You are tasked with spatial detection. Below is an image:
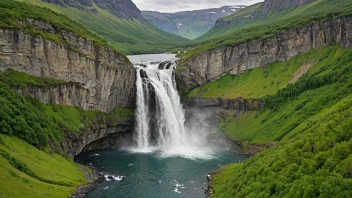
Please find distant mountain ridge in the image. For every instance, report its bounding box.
[196,0,319,41]
[142,5,246,40]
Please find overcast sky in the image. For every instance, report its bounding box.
[133,0,263,13]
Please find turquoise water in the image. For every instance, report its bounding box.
[76,150,249,198]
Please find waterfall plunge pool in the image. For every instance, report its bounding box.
[76,54,249,197]
[76,149,249,198]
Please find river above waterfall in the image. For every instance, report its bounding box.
[76,150,249,198]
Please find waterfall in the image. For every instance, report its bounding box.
[134,60,187,149]
[129,54,214,159]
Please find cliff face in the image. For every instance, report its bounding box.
[177,16,352,91]
[184,97,262,112]
[0,19,136,113]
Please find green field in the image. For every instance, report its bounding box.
[183,0,352,61]
[210,46,352,197]
[187,46,340,99]
[18,0,189,55]
[0,135,88,198]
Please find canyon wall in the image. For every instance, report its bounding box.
[176,16,352,91]
[184,97,262,112]
[0,19,136,113]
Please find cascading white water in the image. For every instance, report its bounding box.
[135,60,187,149]
[129,54,214,159]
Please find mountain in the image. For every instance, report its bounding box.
[181,0,352,61]
[142,5,246,40]
[19,0,188,54]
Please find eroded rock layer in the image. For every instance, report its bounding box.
[0,19,136,113]
[177,16,352,92]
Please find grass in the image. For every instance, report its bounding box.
[211,46,352,198]
[187,46,338,98]
[219,46,352,144]
[182,0,352,62]
[0,0,110,49]
[0,69,67,89]
[0,135,88,198]
[18,0,189,55]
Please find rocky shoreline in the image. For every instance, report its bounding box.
[70,165,104,198]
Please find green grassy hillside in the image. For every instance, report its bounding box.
[184,0,352,61]
[0,0,109,48]
[0,135,88,198]
[18,0,189,54]
[187,46,337,99]
[209,46,352,197]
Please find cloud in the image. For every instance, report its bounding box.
[133,0,263,12]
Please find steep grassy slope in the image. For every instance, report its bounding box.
[187,46,335,99]
[0,135,88,198]
[184,0,352,60]
[18,0,189,54]
[0,0,108,47]
[210,46,352,197]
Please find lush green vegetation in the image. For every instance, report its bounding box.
[220,46,351,144]
[0,135,88,198]
[0,69,134,149]
[211,46,352,197]
[213,95,352,197]
[18,0,189,54]
[0,69,67,89]
[0,0,110,49]
[183,0,352,61]
[187,47,336,99]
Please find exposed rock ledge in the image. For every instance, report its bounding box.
[184,97,262,112]
[176,16,352,92]
[0,19,136,112]
[57,119,134,157]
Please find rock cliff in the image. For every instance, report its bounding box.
[0,19,136,113]
[184,97,262,112]
[176,16,352,92]
[60,119,134,157]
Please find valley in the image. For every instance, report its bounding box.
[0,0,352,197]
